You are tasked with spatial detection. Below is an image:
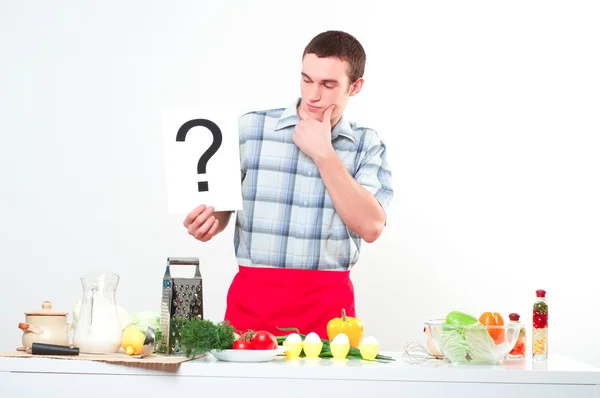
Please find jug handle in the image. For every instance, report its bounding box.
[18,323,43,334]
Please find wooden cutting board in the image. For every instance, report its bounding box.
[0,348,207,368]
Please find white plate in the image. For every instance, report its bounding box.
[210,346,288,362]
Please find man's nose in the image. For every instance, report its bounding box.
[309,85,321,102]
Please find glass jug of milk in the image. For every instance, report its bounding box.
[73,272,123,353]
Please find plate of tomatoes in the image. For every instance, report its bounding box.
[210,330,288,363]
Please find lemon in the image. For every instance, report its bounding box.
[121,326,145,355]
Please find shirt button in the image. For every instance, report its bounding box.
[308,171,312,176]
[303,200,308,206]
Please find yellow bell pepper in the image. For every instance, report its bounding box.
[326,309,364,348]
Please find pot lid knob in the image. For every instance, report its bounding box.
[24,301,67,316]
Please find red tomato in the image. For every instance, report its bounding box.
[250,330,278,350]
[232,340,252,350]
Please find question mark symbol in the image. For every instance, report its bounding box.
[176,119,223,192]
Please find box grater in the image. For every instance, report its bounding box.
[159,257,203,355]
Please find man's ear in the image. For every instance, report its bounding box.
[349,78,364,96]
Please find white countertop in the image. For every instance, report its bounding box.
[2,351,599,386]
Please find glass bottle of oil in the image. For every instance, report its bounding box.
[506,313,526,359]
[532,289,548,361]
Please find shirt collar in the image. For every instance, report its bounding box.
[274,98,356,143]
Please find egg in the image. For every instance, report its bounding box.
[361,336,378,346]
[302,332,323,358]
[330,333,350,359]
[282,333,304,358]
[359,335,380,360]
[304,332,321,344]
[332,333,350,345]
[284,333,302,344]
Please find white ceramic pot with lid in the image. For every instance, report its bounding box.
[18,301,72,348]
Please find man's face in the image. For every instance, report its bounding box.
[299,53,363,126]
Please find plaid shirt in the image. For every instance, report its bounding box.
[233,99,393,271]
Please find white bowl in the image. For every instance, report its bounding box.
[210,346,288,363]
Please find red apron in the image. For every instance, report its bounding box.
[224,265,356,339]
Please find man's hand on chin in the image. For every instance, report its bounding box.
[293,104,336,162]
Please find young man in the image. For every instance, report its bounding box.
[183,31,393,338]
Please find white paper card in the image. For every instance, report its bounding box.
[163,107,242,215]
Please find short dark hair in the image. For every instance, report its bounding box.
[302,30,366,84]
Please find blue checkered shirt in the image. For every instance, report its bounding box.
[233,99,393,271]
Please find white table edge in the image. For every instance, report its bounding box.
[1,352,599,386]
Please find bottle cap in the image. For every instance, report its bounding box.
[509,313,520,321]
[536,289,546,298]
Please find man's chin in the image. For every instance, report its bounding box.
[304,107,324,121]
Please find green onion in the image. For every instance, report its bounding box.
[276,327,394,362]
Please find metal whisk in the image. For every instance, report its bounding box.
[401,341,445,364]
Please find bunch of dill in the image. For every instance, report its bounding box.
[174,317,236,358]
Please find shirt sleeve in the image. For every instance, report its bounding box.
[238,113,250,182]
[353,131,394,216]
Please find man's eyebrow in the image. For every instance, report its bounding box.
[301,72,339,84]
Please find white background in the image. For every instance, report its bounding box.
[1,1,599,366]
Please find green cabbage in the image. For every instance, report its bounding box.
[438,322,507,364]
[127,310,160,333]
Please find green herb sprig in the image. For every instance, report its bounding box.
[174,318,236,358]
